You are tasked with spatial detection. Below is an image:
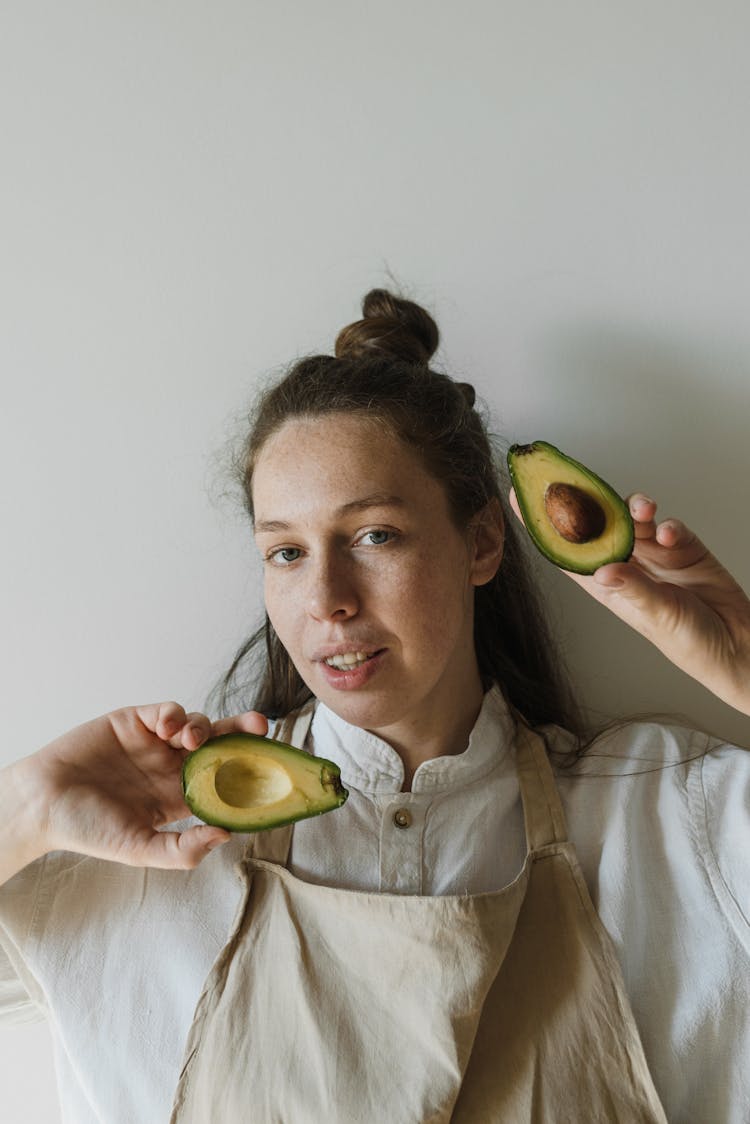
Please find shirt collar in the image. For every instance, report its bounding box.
[310,686,515,794]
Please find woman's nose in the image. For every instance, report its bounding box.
[306,556,359,621]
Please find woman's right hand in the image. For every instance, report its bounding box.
[1,702,269,885]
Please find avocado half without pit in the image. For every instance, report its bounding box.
[182,733,348,832]
[507,441,634,575]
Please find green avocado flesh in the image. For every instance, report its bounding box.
[507,441,634,575]
[182,733,349,832]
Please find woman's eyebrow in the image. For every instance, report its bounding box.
[254,493,405,534]
[337,492,405,516]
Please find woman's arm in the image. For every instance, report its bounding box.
[0,702,268,887]
[511,490,750,717]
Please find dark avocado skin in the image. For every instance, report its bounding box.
[507,441,635,575]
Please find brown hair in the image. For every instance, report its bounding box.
[214,288,584,734]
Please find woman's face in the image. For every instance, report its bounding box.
[251,413,502,745]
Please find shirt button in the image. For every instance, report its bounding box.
[393,808,412,829]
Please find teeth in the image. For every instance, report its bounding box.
[324,651,371,670]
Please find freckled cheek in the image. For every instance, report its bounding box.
[263,575,301,644]
[384,562,471,647]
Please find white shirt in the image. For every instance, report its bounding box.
[1,688,748,1123]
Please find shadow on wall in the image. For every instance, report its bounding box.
[505,321,750,748]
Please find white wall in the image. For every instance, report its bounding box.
[2,2,749,1118]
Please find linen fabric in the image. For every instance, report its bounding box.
[170,715,667,1123]
[0,688,748,1122]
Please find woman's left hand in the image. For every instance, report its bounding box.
[511,490,750,717]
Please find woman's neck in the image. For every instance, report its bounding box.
[370,676,487,792]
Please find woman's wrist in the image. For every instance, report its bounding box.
[0,752,53,887]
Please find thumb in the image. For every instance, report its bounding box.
[136,824,231,870]
[586,562,678,641]
[211,710,270,738]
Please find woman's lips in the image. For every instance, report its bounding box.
[316,649,386,690]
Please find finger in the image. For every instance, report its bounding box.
[508,487,523,523]
[627,493,656,519]
[592,562,631,590]
[626,494,657,539]
[170,712,212,751]
[632,517,709,573]
[654,518,697,551]
[134,701,187,741]
[135,824,231,870]
[211,711,270,738]
[564,559,642,601]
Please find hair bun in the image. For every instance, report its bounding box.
[456,381,476,408]
[334,288,440,365]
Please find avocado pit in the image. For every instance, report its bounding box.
[506,439,634,574]
[544,482,607,544]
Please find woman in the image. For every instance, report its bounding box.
[1,290,748,1123]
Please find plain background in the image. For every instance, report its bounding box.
[2,2,749,1118]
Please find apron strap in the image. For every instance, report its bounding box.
[242,700,317,865]
[514,719,569,851]
[243,700,567,860]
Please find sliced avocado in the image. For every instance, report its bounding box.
[182,733,348,832]
[507,440,634,575]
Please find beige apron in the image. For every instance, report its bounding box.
[170,708,667,1123]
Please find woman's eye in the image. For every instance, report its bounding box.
[268,547,302,565]
[360,529,391,546]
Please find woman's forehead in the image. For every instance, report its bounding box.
[255,414,413,477]
[252,414,446,524]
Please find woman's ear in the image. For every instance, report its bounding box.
[469,497,505,587]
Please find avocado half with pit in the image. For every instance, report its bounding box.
[507,441,634,575]
[182,733,348,832]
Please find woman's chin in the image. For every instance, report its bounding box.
[311,682,409,736]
